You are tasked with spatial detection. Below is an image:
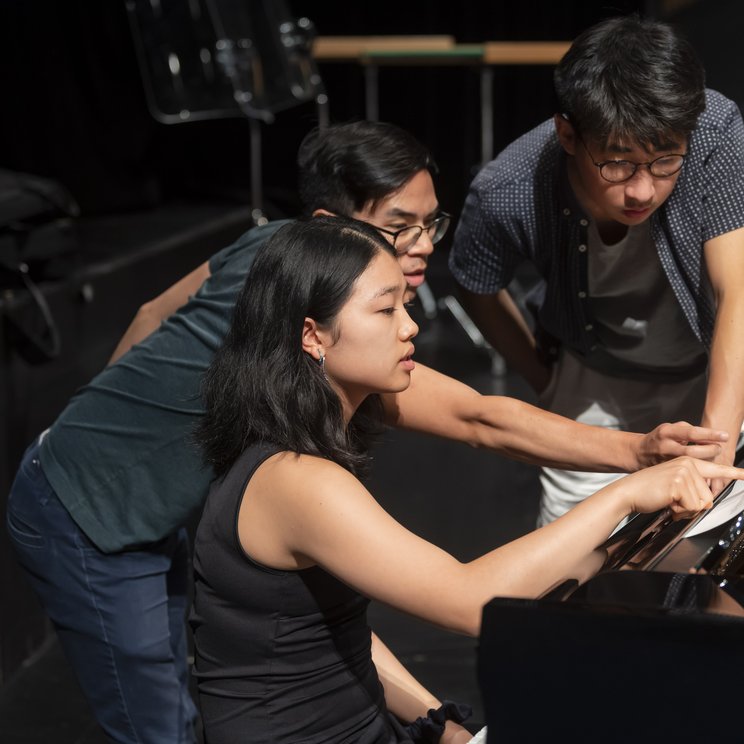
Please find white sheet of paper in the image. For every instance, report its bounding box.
[467,727,487,744]
[684,480,744,538]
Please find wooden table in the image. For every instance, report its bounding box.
[312,36,571,163]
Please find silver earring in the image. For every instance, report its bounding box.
[317,350,328,380]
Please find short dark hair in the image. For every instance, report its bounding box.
[554,15,706,146]
[297,120,437,216]
[197,216,394,478]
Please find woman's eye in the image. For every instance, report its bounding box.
[380,307,396,316]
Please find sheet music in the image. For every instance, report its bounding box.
[684,480,744,538]
[468,727,487,744]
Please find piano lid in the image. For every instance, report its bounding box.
[478,582,744,742]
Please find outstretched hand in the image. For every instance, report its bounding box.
[621,456,744,519]
[635,421,728,469]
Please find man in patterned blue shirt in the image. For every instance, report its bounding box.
[450,15,744,524]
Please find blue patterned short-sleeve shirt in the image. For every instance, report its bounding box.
[450,89,744,360]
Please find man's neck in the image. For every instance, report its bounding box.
[594,219,628,245]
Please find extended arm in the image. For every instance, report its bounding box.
[242,453,744,638]
[701,226,744,470]
[382,363,726,472]
[371,633,472,744]
[108,260,211,364]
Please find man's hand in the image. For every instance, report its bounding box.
[634,421,729,470]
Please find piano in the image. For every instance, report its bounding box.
[478,472,744,742]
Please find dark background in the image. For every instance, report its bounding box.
[0,1,652,222]
[2,1,742,226]
[0,0,741,696]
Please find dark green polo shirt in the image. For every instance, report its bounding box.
[40,220,287,552]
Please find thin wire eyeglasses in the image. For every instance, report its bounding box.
[577,135,686,184]
[373,211,451,255]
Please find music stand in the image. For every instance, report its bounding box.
[125,0,327,224]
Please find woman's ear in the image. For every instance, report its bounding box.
[554,113,577,156]
[312,209,336,218]
[301,317,324,360]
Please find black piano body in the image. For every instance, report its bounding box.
[477,477,744,743]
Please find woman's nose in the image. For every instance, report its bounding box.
[401,311,419,339]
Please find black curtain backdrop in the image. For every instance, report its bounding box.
[2,1,739,225]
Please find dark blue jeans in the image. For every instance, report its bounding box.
[6,437,198,743]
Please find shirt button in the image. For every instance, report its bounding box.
[578,291,587,299]
[578,244,587,252]
[580,219,588,227]
[585,323,593,331]
[563,208,571,216]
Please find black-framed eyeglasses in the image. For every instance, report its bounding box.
[577,135,686,184]
[373,211,451,255]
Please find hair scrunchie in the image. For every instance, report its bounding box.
[405,700,473,743]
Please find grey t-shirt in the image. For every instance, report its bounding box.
[40,220,287,553]
[586,220,706,373]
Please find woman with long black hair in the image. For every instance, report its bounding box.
[192,216,744,743]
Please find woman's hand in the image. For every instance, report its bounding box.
[613,456,744,518]
[633,421,728,469]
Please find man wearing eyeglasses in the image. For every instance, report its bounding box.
[450,14,744,526]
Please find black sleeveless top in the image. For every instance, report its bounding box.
[191,442,412,743]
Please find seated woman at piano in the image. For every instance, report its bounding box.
[190,216,744,744]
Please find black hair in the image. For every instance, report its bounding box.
[197,216,395,478]
[297,120,438,216]
[554,15,705,147]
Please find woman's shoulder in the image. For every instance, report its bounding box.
[251,451,371,514]
[262,451,361,487]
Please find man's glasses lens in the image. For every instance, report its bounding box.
[599,155,686,183]
[578,133,686,184]
[427,213,451,243]
[394,226,423,252]
[394,213,451,253]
